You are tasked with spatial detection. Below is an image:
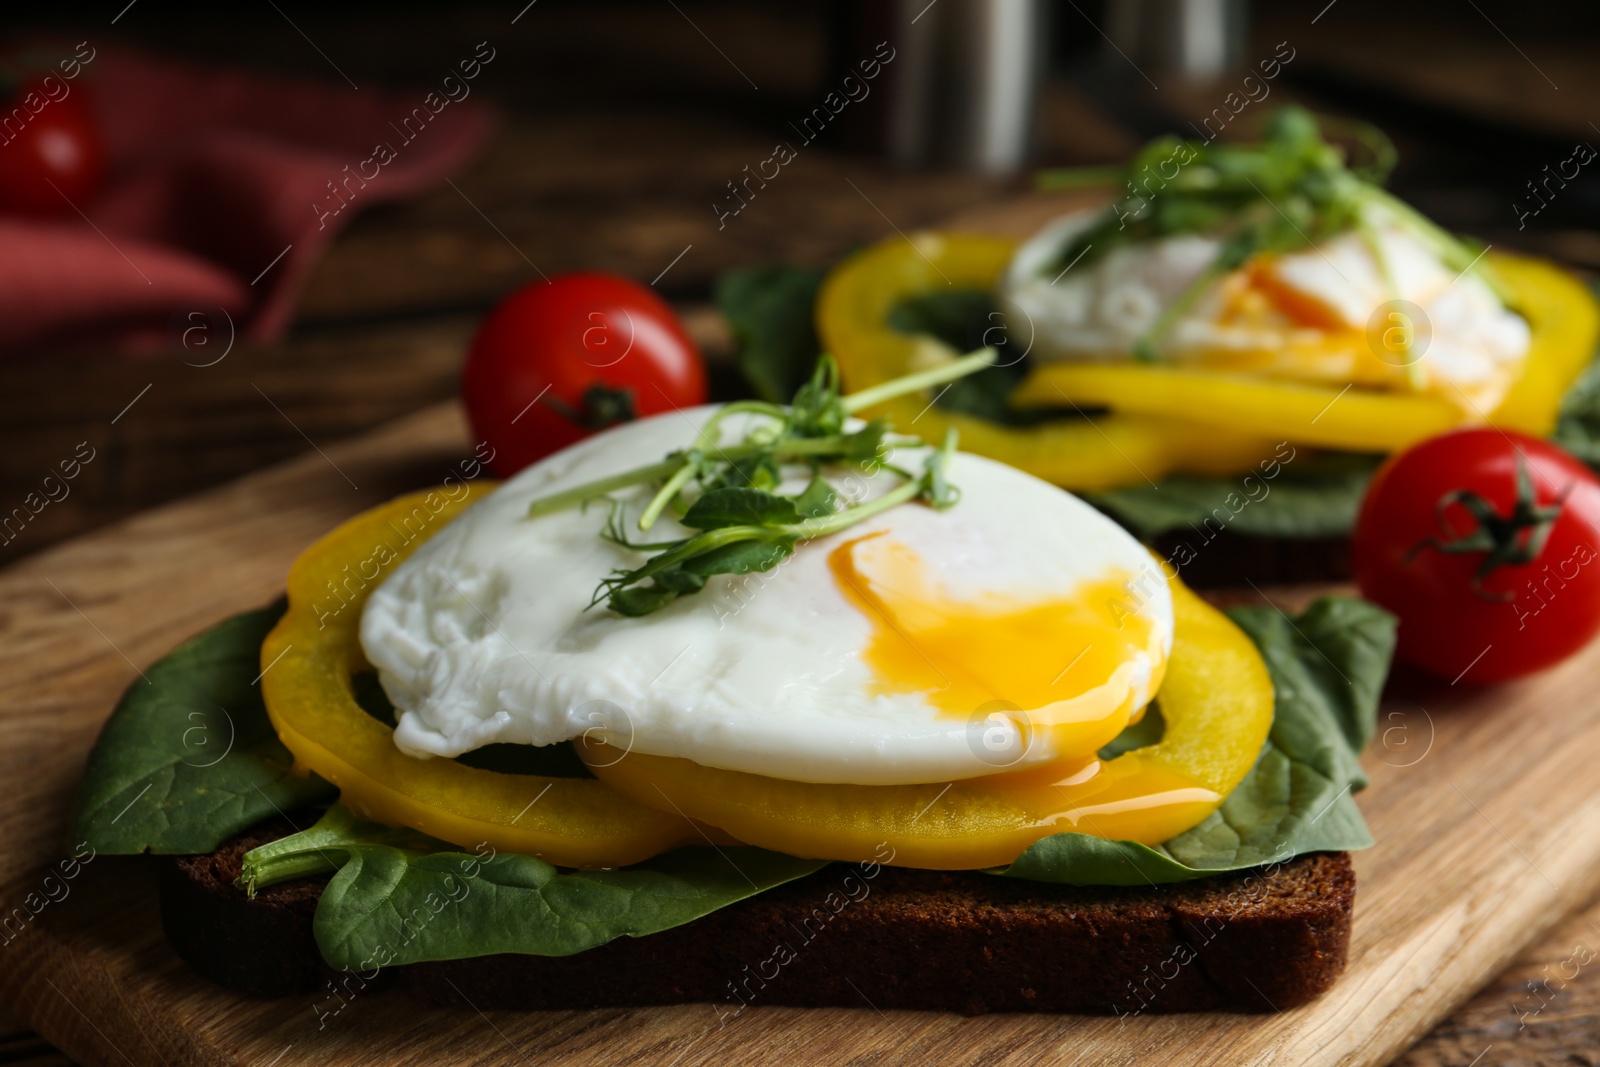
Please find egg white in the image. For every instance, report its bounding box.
[359,408,1173,786]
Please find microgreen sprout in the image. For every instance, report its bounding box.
[525,349,993,616]
[1035,107,1506,359]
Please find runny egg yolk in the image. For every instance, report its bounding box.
[827,533,1167,767]
[584,547,1264,866]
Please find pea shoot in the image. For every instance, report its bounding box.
[525,349,993,616]
[1035,107,1505,359]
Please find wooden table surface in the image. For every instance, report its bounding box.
[5,3,1600,1062]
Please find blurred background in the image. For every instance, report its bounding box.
[2,3,1599,1064]
[0,0,1596,563]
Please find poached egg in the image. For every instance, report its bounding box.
[360,408,1172,787]
[1000,208,1530,413]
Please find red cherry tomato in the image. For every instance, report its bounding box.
[0,76,105,214]
[1352,428,1600,685]
[462,273,707,477]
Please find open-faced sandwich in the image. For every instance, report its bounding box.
[722,108,1600,584]
[73,351,1395,1017]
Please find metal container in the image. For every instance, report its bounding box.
[832,0,1046,174]
[887,0,1047,173]
[1105,0,1249,84]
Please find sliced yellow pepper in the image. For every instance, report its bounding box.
[817,232,1282,491]
[583,573,1274,870]
[1491,255,1600,432]
[260,486,702,869]
[1016,364,1462,453]
[820,235,1599,486]
[1013,254,1597,451]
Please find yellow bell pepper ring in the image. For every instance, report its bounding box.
[1012,254,1598,451]
[1014,364,1463,453]
[1487,255,1600,434]
[817,231,1283,491]
[259,485,704,869]
[582,573,1275,871]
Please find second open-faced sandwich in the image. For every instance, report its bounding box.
[802,108,1599,573]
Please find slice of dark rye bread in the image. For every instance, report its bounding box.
[1149,529,1351,589]
[159,821,1355,1016]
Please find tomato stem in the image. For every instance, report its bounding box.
[1405,454,1570,601]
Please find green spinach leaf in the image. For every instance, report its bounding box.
[886,288,1071,426]
[71,604,335,854]
[716,265,1065,427]
[1098,704,1165,759]
[1553,301,1600,466]
[241,805,826,970]
[1089,452,1381,541]
[715,265,826,403]
[998,595,1395,886]
[886,289,998,352]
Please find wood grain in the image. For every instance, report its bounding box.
[1395,893,1600,1066]
[0,0,1140,567]
[0,302,735,569]
[5,4,1600,1053]
[3,400,1600,1066]
[0,108,1013,564]
[1256,3,1600,141]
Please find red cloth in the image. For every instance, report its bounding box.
[0,48,495,354]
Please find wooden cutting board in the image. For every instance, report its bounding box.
[4,406,1600,1067]
[7,217,1600,1063]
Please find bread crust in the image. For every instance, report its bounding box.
[160,821,1353,1015]
[1148,529,1351,588]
